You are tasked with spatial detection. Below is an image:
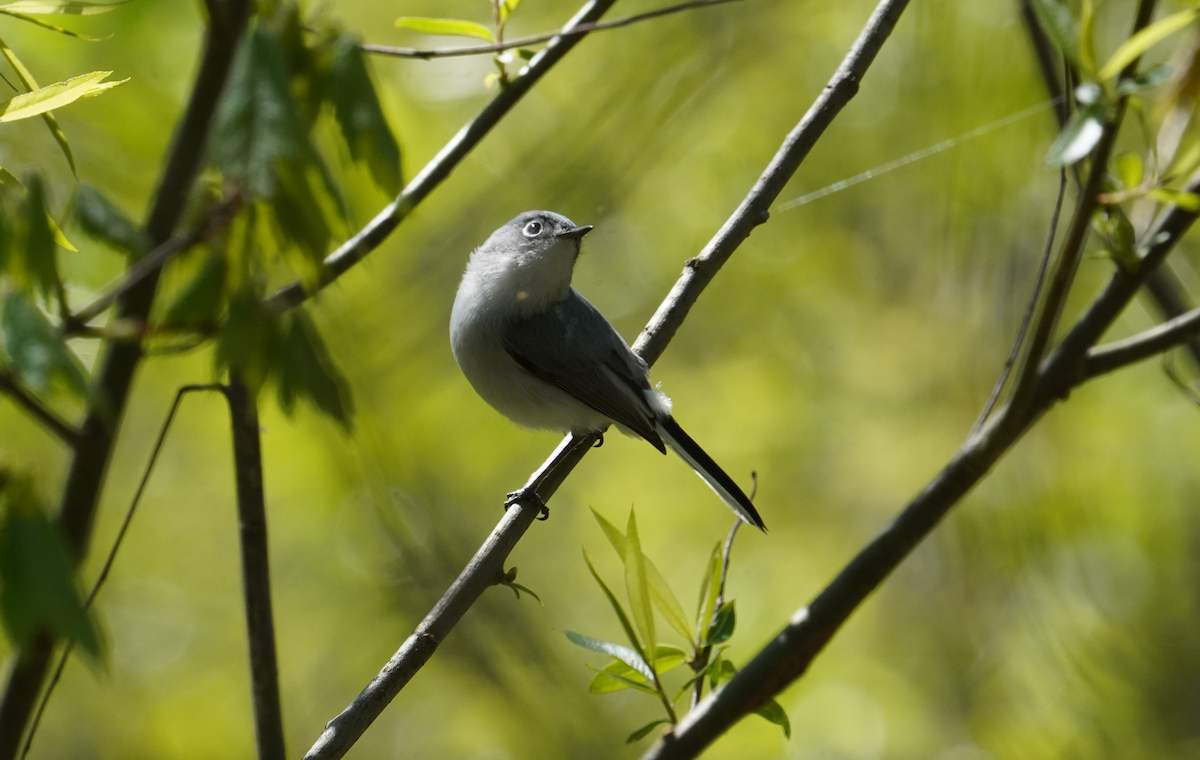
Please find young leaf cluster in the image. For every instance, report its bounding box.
[563,508,788,744]
[395,0,534,87]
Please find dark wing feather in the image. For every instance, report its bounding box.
[504,290,663,448]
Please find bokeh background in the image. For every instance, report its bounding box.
[4,0,1200,757]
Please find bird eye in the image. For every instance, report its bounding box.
[521,221,543,238]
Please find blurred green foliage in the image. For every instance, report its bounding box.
[3,0,1200,758]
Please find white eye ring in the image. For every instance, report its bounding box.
[521,221,543,238]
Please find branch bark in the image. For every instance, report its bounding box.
[303,0,912,755]
[0,372,81,447]
[226,376,285,760]
[0,1,252,756]
[1083,305,1200,379]
[264,0,623,314]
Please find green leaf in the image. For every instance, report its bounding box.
[275,310,354,429]
[1030,0,1081,67]
[624,509,655,668]
[20,174,60,304]
[582,549,651,669]
[564,630,651,680]
[587,645,688,693]
[0,480,100,656]
[707,651,723,690]
[1092,207,1139,271]
[0,0,126,13]
[267,159,333,285]
[394,17,494,42]
[73,185,147,256]
[1078,0,1096,76]
[1150,186,1200,211]
[211,27,310,198]
[0,290,89,399]
[706,600,736,646]
[514,48,535,61]
[626,719,670,744]
[753,698,791,739]
[505,582,541,604]
[499,0,522,24]
[160,249,226,326]
[1116,63,1173,95]
[330,35,402,197]
[215,288,283,396]
[1099,8,1200,82]
[0,34,75,173]
[0,9,104,38]
[591,509,692,642]
[0,70,124,122]
[1114,152,1144,189]
[696,541,721,641]
[1045,102,1106,167]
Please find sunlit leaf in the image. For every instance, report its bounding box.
[0,479,100,657]
[74,184,146,256]
[394,17,494,42]
[753,697,791,738]
[1098,8,1200,82]
[695,541,721,641]
[624,509,655,668]
[1030,0,1081,68]
[625,719,670,744]
[330,35,402,197]
[587,644,688,693]
[564,630,651,680]
[0,0,125,13]
[0,290,89,400]
[1045,102,1106,167]
[0,70,124,122]
[504,582,541,604]
[0,34,75,173]
[1150,186,1200,211]
[582,549,651,668]
[499,0,522,23]
[275,309,354,429]
[1078,0,1096,77]
[705,600,736,646]
[591,508,692,642]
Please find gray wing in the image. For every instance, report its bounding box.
[503,289,665,450]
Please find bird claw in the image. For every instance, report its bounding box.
[505,487,550,520]
[593,433,604,448]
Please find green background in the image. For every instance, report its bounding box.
[4,0,1200,757]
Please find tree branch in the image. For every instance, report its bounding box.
[364,0,740,60]
[0,1,252,756]
[0,372,81,447]
[225,375,285,760]
[1082,306,1200,380]
[302,0,912,755]
[264,0,623,314]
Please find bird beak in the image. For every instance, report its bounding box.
[558,225,593,240]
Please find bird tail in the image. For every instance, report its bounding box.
[656,416,767,532]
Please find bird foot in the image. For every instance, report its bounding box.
[505,487,550,520]
[593,433,604,448]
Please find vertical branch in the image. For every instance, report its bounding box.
[0,2,252,756]
[225,376,285,760]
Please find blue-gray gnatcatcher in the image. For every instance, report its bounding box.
[450,211,766,531]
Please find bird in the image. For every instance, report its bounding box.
[449,210,765,531]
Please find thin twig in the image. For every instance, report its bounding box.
[1082,305,1200,380]
[303,0,911,754]
[365,0,740,59]
[973,169,1067,434]
[68,194,241,330]
[690,517,742,709]
[266,0,622,314]
[0,372,81,447]
[19,384,225,760]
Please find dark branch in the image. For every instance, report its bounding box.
[0,372,81,447]
[266,0,623,313]
[1083,306,1200,380]
[364,0,741,59]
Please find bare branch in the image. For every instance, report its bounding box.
[1083,306,1200,380]
[364,0,741,60]
[0,372,81,447]
[68,194,241,330]
[265,0,624,314]
[303,0,914,754]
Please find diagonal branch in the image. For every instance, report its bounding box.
[0,371,81,447]
[302,0,913,756]
[1082,305,1200,380]
[365,0,740,60]
[265,0,623,314]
